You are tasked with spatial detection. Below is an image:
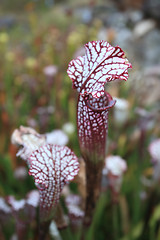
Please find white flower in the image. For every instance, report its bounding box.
[43,65,58,77]
[62,122,75,135]
[49,221,62,240]
[103,155,127,177]
[103,155,127,193]
[148,139,160,181]
[148,139,160,163]
[14,166,28,180]
[26,190,39,208]
[0,197,11,214]
[8,197,26,211]
[11,126,46,166]
[45,130,69,146]
[113,97,129,124]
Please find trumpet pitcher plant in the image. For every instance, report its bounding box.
[29,144,79,222]
[67,40,132,225]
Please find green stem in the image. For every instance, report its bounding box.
[39,220,51,240]
[60,227,74,240]
[81,193,108,240]
[112,203,119,240]
[83,160,104,227]
[149,224,155,240]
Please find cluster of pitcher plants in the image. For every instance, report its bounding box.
[1,38,160,240]
[0,40,131,239]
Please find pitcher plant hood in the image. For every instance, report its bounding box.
[29,144,79,221]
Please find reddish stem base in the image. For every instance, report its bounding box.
[83,160,103,226]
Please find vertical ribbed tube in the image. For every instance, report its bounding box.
[77,92,115,225]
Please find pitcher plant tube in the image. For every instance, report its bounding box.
[29,144,79,239]
[67,40,132,225]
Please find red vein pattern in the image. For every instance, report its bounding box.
[67,40,132,98]
[67,40,132,162]
[77,92,115,162]
[29,144,79,221]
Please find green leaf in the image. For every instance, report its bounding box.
[149,204,160,227]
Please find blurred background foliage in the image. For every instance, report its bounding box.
[0,0,160,239]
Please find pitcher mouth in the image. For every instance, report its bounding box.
[84,91,116,112]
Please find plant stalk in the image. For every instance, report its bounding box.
[83,159,103,226]
[39,220,51,240]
